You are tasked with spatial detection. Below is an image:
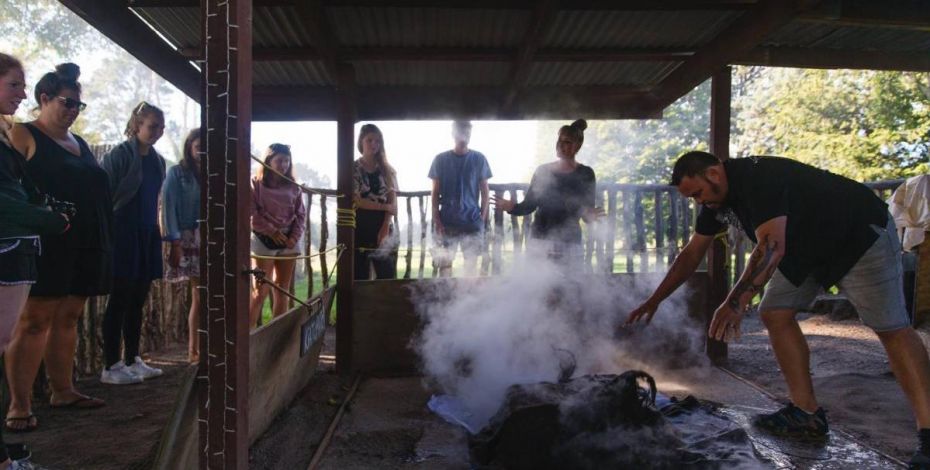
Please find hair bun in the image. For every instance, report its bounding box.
[55,63,81,81]
[570,119,587,131]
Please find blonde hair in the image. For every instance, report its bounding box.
[0,53,23,148]
[357,123,397,190]
[124,101,165,139]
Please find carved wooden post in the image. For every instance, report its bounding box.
[706,66,732,365]
[335,64,357,374]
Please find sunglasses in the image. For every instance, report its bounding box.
[53,96,87,112]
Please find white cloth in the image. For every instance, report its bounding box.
[887,175,930,251]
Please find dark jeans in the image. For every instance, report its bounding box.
[354,249,397,280]
[102,278,152,368]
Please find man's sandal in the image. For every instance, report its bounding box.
[4,414,37,433]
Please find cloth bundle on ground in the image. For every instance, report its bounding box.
[468,371,764,469]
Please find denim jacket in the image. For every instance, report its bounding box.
[161,163,200,241]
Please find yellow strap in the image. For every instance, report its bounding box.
[335,207,357,228]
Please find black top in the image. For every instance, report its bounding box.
[23,123,112,251]
[695,156,888,288]
[0,140,66,239]
[510,163,596,244]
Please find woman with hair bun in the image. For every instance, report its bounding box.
[6,63,112,431]
[493,119,599,261]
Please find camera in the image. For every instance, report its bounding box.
[39,193,77,219]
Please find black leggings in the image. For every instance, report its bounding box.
[102,278,152,368]
[354,249,397,280]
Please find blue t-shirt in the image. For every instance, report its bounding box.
[427,149,492,231]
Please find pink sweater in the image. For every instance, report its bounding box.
[250,177,307,244]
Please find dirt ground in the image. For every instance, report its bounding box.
[728,309,916,462]
[3,345,192,470]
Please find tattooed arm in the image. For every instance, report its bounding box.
[709,216,787,341]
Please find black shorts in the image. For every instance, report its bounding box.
[0,237,39,285]
[30,237,112,297]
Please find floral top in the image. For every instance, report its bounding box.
[353,158,394,204]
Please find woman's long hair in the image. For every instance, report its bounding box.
[181,128,202,182]
[124,101,164,139]
[258,143,295,187]
[357,123,397,190]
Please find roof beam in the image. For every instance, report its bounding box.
[644,0,820,113]
[62,0,201,100]
[798,0,930,30]
[242,46,693,62]
[128,0,756,10]
[735,47,930,71]
[500,0,559,115]
[253,86,659,121]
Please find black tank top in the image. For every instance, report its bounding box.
[23,123,112,251]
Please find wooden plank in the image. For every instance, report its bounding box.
[510,189,522,256]
[798,0,930,30]
[504,0,558,114]
[635,191,647,271]
[133,0,756,8]
[735,47,930,72]
[306,194,314,298]
[249,46,695,62]
[335,64,358,374]
[319,195,330,287]
[199,0,253,466]
[654,190,665,271]
[248,289,332,443]
[606,189,618,274]
[492,190,504,275]
[404,196,413,279]
[419,196,427,278]
[60,0,200,100]
[293,0,342,84]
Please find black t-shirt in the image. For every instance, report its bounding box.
[511,163,596,244]
[694,156,888,288]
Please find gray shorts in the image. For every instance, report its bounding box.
[758,214,910,332]
[250,233,300,258]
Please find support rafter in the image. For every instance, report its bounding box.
[500,0,558,116]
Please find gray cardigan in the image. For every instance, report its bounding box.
[100,137,167,212]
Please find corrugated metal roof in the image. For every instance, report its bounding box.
[253,6,317,48]
[132,7,200,49]
[353,61,509,86]
[327,7,530,48]
[527,62,679,86]
[765,21,930,52]
[544,10,742,49]
[253,61,332,86]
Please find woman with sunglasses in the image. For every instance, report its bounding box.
[5,63,113,431]
[248,143,306,327]
[97,102,168,384]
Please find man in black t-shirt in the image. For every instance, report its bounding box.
[625,151,930,467]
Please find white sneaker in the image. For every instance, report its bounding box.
[128,356,163,379]
[100,361,143,385]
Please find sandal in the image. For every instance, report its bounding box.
[4,414,37,433]
[49,395,106,409]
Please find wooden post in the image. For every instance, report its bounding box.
[335,64,357,375]
[706,66,731,365]
[492,189,504,275]
[199,0,251,467]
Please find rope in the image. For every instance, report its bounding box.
[250,245,344,261]
[249,153,341,198]
[336,207,356,228]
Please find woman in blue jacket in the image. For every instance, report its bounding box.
[162,129,202,362]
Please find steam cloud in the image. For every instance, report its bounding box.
[411,243,708,429]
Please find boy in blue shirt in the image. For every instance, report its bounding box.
[428,121,492,276]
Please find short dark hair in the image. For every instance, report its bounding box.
[670,151,721,186]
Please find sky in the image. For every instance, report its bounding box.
[252,120,546,191]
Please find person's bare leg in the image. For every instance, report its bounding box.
[271,258,296,317]
[760,308,819,412]
[876,327,930,428]
[249,258,275,327]
[5,298,57,429]
[462,251,478,277]
[187,277,201,362]
[46,296,93,405]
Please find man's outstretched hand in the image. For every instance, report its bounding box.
[625,299,660,326]
[708,303,743,343]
